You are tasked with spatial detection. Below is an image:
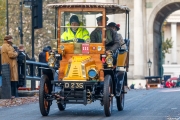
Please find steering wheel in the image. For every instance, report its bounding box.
[61,38,85,43]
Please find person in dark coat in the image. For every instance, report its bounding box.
[114,23,126,49]
[46,46,52,52]
[39,47,50,63]
[90,16,109,43]
[105,22,120,53]
[18,44,30,60]
[90,17,120,53]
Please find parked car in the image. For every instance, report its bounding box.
[165,79,176,88]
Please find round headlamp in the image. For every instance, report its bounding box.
[48,54,56,67]
[105,56,113,64]
[88,69,98,79]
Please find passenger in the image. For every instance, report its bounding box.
[90,17,120,53]
[61,15,90,42]
[90,16,109,43]
[114,24,126,49]
[105,22,120,53]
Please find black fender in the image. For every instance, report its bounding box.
[104,69,116,94]
[115,71,127,93]
[41,68,55,92]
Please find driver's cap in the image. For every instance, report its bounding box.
[96,16,109,22]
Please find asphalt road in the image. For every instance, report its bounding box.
[0,88,180,120]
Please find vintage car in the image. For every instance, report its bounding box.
[39,2,130,117]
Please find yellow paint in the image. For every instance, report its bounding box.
[63,56,98,81]
[116,52,127,67]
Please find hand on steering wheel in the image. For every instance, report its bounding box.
[61,38,85,43]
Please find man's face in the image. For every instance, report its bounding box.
[71,22,79,31]
[7,39,13,45]
[97,21,102,26]
[114,27,118,31]
[109,26,116,31]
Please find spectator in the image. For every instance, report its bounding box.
[138,83,143,89]
[46,46,52,52]
[18,44,30,60]
[130,83,135,89]
[1,35,18,98]
[39,47,50,63]
[114,24,126,49]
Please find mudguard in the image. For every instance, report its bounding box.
[115,71,127,93]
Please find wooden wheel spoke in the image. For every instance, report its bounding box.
[44,83,49,94]
[44,100,49,110]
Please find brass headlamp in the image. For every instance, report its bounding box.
[105,52,113,67]
[48,52,56,67]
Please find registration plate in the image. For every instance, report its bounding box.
[64,83,84,89]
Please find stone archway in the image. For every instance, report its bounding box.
[148,1,180,76]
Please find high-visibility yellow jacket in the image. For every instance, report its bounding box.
[61,22,90,41]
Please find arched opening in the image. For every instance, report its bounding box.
[153,2,180,76]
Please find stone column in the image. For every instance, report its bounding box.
[171,23,177,64]
[134,0,144,78]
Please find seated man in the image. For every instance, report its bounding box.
[90,17,120,52]
[114,24,126,49]
[105,22,120,53]
[90,16,109,43]
[61,15,90,42]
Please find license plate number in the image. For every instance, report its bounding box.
[64,83,84,89]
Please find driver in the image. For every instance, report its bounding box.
[61,15,90,42]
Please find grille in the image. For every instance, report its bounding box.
[71,67,79,77]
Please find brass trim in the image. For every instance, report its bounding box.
[105,53,113,68]
[65,63,71,77]
[88,68,98,79]
[48,52,56,67]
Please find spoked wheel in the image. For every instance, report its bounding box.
[39,75,51,116]
[57,102,66,111]
[116,82,125,111]
[103,75,113,117]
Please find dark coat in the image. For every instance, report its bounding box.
[1,41,18,81]
[90,27,120,52]
[90,28,102,43]
[105,27,120,52]
[39,47,49,63]
[18,51,30,60]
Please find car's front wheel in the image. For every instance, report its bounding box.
[103,75,113,117]
[39,75,51,116]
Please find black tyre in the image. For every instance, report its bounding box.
[57,102,66,111]
[39,75,51,116]
[116,84,125,111]
[103,75,113,117]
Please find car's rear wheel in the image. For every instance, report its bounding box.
[103,75,113,117]
[39,75,51,116]
[116,82,125,111]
